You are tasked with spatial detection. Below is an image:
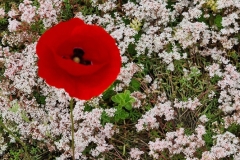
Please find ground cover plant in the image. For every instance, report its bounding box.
[0,0,240,159]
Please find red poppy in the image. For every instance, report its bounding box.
[36,18,121,100]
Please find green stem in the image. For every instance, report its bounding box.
[70,98,75,160]
[0,119,31,160]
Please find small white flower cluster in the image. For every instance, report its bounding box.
[2,100,25,125]
[174,97,201,111]
[3,43,37,94]
[0,134,7,155]
[158,44,187,71]
[115,62,141,91]
[216,0,240,9]
[206,63,223,77]
[123,0,171,25]
[199,115,209,123]
[143,75,152,83]
[129,148,144,160]
[174,20,210,49]
[217,64,240,128]
[0,8,5,18]
[7,19,21,32]
[37,0,62,28]
[6,0,63,33]
[131,91,146,108]
[221,12,239,36]
[72,102,116,158]
[136,101,174,131]
[136,27,174,58]
[201,131,240,159]
[13,43,38,94]
[19,0,37,23]
[95,0,117,13]
[104,108,116,117]
[8,8,18,18]
[2,31,33,47]
[148,125,206,159]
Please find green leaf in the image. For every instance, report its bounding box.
[127,43,137,55]
[125,103,132,111]
[113,106,130,122]
[111,90,135,110]
[130,78,141,91]
[214,15,223,29]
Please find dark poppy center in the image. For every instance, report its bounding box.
[72,48,91,65]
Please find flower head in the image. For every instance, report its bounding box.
[36,18,121,100]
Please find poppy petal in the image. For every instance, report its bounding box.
[36,18,121,100]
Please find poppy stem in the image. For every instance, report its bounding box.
[70,98,75,160]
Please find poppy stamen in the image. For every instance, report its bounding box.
[73,57,81,63]
[72,48,91,65]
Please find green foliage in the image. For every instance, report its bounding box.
[102,84,115,100]
[101,111,111,125]
[121,0,137,4]
[166,0,175,11]
[203,130,214,149]
[129,78,141,91]
[61,0,74,21]
[189,66,201,77]
[210,75,222,84]
[30,20,45,35]
[84,104,93,112]
[197,14,207,23]
[0,18,7,25]
[227,124,240,136]
[33,91,46,105]
[127,43,137,56]
[122,17,131,25]
[114,106,130,122]
[81,6,99,16]
[128,109,142,122]
[112,90,135,110]
[9,148,25,160]
[111,90,135,122]
[8,143,47,160]
[0,67,5,81]
[214,15,223,29]
[32,0,40,8]
[170,153,186,160]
